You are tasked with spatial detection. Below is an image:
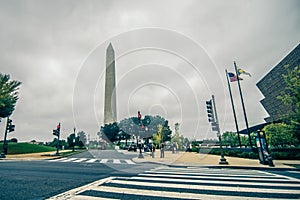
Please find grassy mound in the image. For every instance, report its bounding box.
[0,143,56,154]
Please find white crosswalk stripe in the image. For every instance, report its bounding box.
[113,159,121,164]
[48,166,300,200]
[48,158,135,165]
[73,158,87,162]
[99,159,108,163]
[86,159,97,163]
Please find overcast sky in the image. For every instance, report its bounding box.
[0,0,299,142]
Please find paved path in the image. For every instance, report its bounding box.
[132,150,300,169]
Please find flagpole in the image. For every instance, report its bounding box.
[234,61,253,148]
[225,69,242,148]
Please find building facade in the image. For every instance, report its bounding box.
[256,44,300,122]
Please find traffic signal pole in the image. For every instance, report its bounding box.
[137,111,144,159]
[52,123,61,156]
[206,95,228,165]
[211,95,228,165]
[0,117,9,158]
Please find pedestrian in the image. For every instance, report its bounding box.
[172,143,175,154]
[152,145,155,158]
[160,143,165,158]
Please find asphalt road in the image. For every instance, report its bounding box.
[0,150,158,200]
[1,150,299,200]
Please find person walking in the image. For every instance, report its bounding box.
[160,143,165,158]
[152,145,155,158]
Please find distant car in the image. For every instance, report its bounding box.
[128,144,137,152]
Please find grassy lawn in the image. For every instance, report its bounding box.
[0,142,56,154]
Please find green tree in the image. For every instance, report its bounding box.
[152,124,163,146]
[240,135,249,147]
[0,73,21,118]
[162,120,172,142]
[77,131,87,146]
[277,65,300,142]
[100,122,120,143]
[222,132,239,147]
[263,123,298,147]
[48,138,67,149]
[118,130,131,145]
[118,115,170,143]
[67,133,76,148]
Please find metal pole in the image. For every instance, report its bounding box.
[138,136,144,158]
[212,95,228,164]
[234,62,253,148]
[73,127,76,152]
[225,69,242,147]
[0,117,9,158]
[55,123,60,156]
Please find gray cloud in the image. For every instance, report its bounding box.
[0,0,299,142]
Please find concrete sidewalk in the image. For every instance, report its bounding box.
[2,150,300,170]
[132,150,300,170]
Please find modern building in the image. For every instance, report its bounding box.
[104,43,117,124]
[256,44,300,122]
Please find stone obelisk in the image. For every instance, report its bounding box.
[104,43,117,124]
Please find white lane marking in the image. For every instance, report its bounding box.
[100,159,108,163]
[61,158,78,162]
[49,158,68,162]
[260,170,300,182]
[93,185,267,200]
[86,159,97,163]
[124,159,135,164]
[131,176,300,187]
[71,195,118,200]
[145,170,276,178]
[73,158,87,163]
[113,159,121,164]
[138,173,291,182]
[111,179,300,194]
[47,177,115,200]
[150,167,266,175]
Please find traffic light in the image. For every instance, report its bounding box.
[57,123,61,131]
[53,129,58,136]
[52,123,60,137]
[206,100,215,122]
[7,119,15,132]
[137,111,141,123]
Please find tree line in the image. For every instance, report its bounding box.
[99,115,172,148]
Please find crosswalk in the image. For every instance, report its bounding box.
[49,157,135,165]
[49,166,300,199]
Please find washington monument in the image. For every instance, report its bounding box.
[104,43,117,124]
